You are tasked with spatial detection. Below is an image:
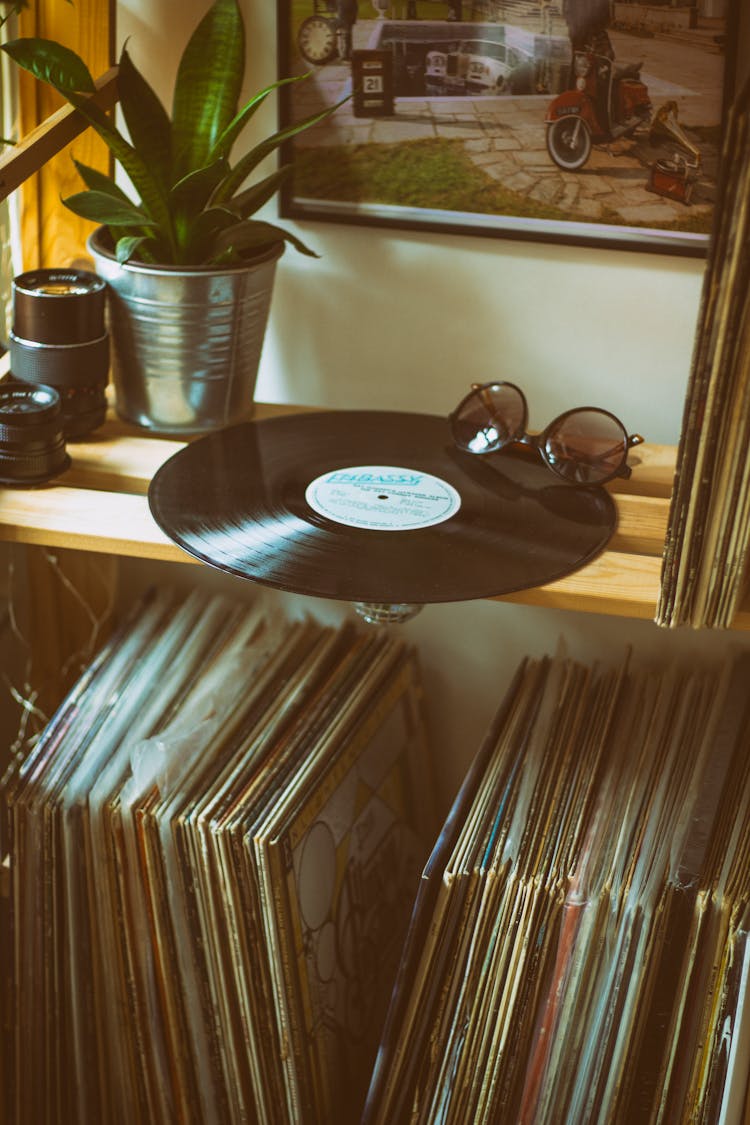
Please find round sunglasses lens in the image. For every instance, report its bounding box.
[452,383,525,453]
[545,410,627,484]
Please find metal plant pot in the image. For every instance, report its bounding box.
[87,227,283,434]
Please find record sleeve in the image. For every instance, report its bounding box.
[148,411,617,605]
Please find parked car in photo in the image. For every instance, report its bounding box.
[463,39,517,95]
[425,38,530,97]
[424,39,462,95]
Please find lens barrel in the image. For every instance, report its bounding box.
[0,380,71,485]
[9,268,109,439]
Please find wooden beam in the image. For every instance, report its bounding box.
[0,67,119,201]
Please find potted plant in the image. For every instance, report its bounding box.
[2,0,338,433]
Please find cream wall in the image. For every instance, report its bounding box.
[117,0,750,806]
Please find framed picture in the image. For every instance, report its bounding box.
[277,1,740,257]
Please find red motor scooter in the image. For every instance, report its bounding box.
[545,49,652,170]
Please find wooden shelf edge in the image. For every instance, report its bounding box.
[0,67,119,202]
[2,416,747,628]
[0,487,667,619]
[493,552,662,621]
[0,412,688,623]
[0,486,197,564]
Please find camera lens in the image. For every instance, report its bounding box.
[0,381,70,485]
[9,268,109,439]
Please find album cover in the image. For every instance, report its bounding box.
[153,615,329,1123]
[658,80,750,627]
[262,650,434,1122]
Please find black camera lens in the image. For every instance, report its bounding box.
[0,380,70,485]
[9,268,109,439]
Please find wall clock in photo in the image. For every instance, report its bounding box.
[297,15,338,65]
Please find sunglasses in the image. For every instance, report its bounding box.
[449,382,644,486]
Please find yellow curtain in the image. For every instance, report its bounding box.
[18,0,114,268]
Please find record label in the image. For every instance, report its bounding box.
[304,465,461,531]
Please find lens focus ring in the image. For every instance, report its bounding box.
[9,332,109,388]
[0,417,67,443]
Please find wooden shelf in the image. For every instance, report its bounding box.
[0,405,732,625]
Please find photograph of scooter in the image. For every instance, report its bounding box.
[279,0,735,253]
[545,0,718,207]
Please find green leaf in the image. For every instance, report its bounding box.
[178,204,238,262]
[1,3,323,267]
[212,95,349,205]
[72,159,132,203]
[171,0,244,180]
[170,159,229,214]
[115,234,150,264]
[223,166,292,219]
[210,218,316,263]
[63,92,174,243]
[207,73,311,165]
[1,37,95,94]
[61,189,157,227]
[169,161,231,255]
[186,204,237,238]
[2,36,174,244]
[117,45,172,193]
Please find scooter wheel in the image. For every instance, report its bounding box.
[546,115,592,171]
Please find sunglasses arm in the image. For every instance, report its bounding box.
[614,434,645,480]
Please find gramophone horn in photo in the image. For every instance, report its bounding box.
[647,100,702,205]
[9,268,109,439]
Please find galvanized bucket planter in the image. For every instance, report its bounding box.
[87,227,283,435]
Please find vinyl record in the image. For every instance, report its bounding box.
[148,410,617,604]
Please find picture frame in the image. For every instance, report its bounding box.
[277,1,740,257]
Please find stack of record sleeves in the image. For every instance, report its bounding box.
[364,647,750,1125]
[0,587,437,1125]
[657,78,750,628]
